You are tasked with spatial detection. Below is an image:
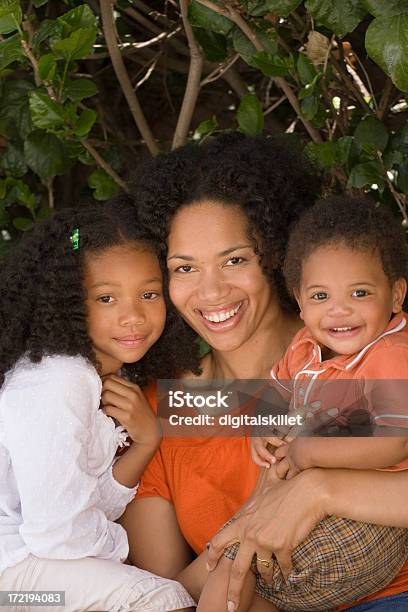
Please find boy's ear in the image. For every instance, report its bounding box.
[392,277,407,313]
[294,290,304,320]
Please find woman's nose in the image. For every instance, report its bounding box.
[196,269,230,303]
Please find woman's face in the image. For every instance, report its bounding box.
[167,201,277,353]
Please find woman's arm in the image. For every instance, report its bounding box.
[206,466,408,611]
[119,496,194,577]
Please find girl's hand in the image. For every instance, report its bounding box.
[101,374,161,449]
[206,467,329,612]
[250,436,286,468]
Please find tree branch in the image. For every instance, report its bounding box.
[81,140,129,192]
[172,0,204,149]
[100,0,159,155]
[195,0,322,142]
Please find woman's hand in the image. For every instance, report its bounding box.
[101,374,161,449]
[206,466,329,612]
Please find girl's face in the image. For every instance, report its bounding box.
[167,201,277,353]
[84,243,166,375]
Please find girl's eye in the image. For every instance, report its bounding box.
[97,295,114,304]
[142,292,160,300]
[225,256,244,266]
[311,292,328,301]
[174,265,193,273]
[352,289,369,298]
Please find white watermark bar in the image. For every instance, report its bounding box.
[157,379,408,437]
[0,592,65,606]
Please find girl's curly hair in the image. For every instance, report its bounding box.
[0,194,201,388]
[132,132,322,312]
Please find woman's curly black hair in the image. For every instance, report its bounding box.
[284,195,408,294]
[0,194,201,388]
[132,132,322,312]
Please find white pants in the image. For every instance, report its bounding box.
[0,555,195,612]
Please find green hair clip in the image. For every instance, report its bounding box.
[70,228,80,251]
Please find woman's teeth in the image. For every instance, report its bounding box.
[202,302,242,323]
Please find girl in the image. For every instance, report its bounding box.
[0,196,196,612]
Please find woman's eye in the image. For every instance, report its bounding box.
[142,292,160,300]
[352,289,369,298]
[97,295,114,304]
[311,292,328,301]
[225,256,244,266]
[174,265,193,273]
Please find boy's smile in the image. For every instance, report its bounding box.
[296,245,406,359]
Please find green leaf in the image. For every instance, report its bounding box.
[305,0,367,38]
[0,79,34,139]
[347,160,385,189]
[305,141,337,167]
[237,93,264,135]
[232,25,277,65]
[297,53,317,85]
[64,78,98,102]
[365,14,408,91]
[3,178,36,212]
[354,116,389,152]
[263,0,302,17]
[13,217,34,231]
[0,0,20,17]
[396,160,408,193]
[29,90,66,130]
[251,51,288,76]
[336,135,353,165]
[0,143,27,177]
[32,0,49,6]
[0,33,24,70]
[188,1,233,35]
[362,0,408,18]
[383,149,403,169]
[24,130,69,180]
[88,169,120,201]
[51,27,97,60]
[32,19,63,49]
[38,53,56,81]
[301,95,319,120]
[192,28,227,62]
[244,0,270,17]
[56,4,98,35]
[74,108,97,137]
[0,5,21,34]
[193,116,218,140]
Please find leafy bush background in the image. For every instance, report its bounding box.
[1,0,408,253]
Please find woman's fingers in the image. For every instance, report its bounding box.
[225,543,255,612]
[206,523,241,571]
[255,546,274,583]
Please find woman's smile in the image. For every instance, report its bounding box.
[167,201,276,352]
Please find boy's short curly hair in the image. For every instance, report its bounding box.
[283,195,408,294]
[132,132,322,312]
[0,194,201,388]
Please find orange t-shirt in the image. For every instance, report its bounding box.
[140,377,408,605]
[140,384,259,553]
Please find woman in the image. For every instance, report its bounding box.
[120,133,408,608]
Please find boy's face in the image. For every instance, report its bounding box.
[296,244,406,359]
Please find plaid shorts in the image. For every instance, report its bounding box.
[224,516,408,611]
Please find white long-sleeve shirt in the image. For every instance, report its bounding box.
[0,355,137,573]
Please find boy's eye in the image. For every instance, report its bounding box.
[311,292,328,301]
[142,291,160,300]
[352,289,369,298]
[225,256,245,266]
[97,295,114,304]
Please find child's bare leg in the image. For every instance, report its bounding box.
[197,555,256,612]
[177,549,209,602]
